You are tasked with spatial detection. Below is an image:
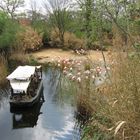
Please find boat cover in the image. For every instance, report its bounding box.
[7,66,36,81]
[10,80,30,93]
[7,65,42,93]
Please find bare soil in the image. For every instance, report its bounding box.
[32,48,109,63]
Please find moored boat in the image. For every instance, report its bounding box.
[7,65,43,107]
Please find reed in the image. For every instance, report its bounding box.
[0,55,8,87]
[81,51,140,140]
[10,51,29,64]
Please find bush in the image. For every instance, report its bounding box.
[50,29,109,51]
[31,20,48,33]
[0,12,20,54]
[50,29,85,50]
[16,27,43,52]
[42,30,51,47]
[31,20,51,48]
[64,32,85,50]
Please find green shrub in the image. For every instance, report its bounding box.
[0,12,20,54]
[42,30,51,47]
[32,20,47,33]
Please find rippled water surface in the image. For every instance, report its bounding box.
[0,69,80,140]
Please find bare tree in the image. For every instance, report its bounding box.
[43,0,72,47]
[0,0,24,19]
[28,0,42,21]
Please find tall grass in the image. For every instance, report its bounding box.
[10,51,29,64]
[81,52,140,140]
[9,49,41,68]
[0,55,8,87]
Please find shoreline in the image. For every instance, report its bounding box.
[32,48,109,64]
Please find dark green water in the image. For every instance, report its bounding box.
[0,69,80,140]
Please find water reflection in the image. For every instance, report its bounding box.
[11,101,44,129]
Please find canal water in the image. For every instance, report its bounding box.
[0,69,80,140]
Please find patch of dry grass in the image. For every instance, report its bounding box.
[10,51,29,64]
[0,55,8,87]
[50,29,85,49]
[79,51,140,139]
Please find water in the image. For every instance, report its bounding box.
[0,69,80,140]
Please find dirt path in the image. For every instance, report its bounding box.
[32,49,109,63]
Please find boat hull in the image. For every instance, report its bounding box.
[9,80,43,107]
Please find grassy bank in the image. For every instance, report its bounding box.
[80,52,140,140]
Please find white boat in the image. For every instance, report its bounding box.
[7,65,43,107]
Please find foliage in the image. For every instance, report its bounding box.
[32,20,48,33]
[0,11,20,55]
[42,30,51,47]
[77,0,93,49]
[16,27,43,52]
[28,55,38,65]
[50,29,85,50]
[0,0,24,19]
[31,20,51,47]
[65,11,85,38]
[44,0,72,47]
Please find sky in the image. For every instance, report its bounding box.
[24,0,44,12]
[0,0,78,15]
[24,0,77,12]
[0,0,44,14]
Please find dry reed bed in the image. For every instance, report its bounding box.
[0,55,8,87]
[81,51,140,140]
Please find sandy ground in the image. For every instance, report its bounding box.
[32,48,108,63]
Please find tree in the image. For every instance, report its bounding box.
[0,11,20,55]
[76,0,95,49]
[0,0,24,19]
[27,0,43,22]
[84,0,93,48]
[43,0,72,47]
[102,0,138,50]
